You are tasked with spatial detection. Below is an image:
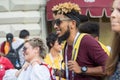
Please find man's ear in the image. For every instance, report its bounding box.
[70,20,76,29]
[73,20,77,26]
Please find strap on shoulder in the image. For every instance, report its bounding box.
[40,63,56,80]
[16,43,24,51]
[62,33,87,61]
[72,33,86,61]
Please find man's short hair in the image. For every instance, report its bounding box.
[79,21,99,38]
[19,29,30,39]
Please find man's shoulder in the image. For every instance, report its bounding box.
[12,38,24,49]
[80,34,99,48]
[80,34,95,42]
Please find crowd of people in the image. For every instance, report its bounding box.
[0,0,120,80]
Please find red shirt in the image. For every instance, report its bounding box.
[0,56,14,80]
[64,35,108,80]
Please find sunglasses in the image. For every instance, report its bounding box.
[52,18,71,26]
[23,47,27,52]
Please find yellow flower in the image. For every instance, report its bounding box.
[52,2,81,14]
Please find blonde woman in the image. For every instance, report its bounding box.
[106,0,120,79]
[3,38,55,80]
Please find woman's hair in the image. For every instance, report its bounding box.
[25,38,47,59]
[106,32,120,75]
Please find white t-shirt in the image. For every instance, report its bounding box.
[3,63,51,80]
[3,69,18,80]
[17,64,51,80]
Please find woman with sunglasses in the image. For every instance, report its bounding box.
[3,38,55,80]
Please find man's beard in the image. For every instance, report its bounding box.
[58,26,70,43]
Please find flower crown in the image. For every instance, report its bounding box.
[52,2,81,14]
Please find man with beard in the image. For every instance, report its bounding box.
[52,2,108,80]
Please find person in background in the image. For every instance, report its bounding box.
[19,29,30,40]
[0,52,14,80]
[106,0,120,79]
[0,33,14,55]
[12,29,30,66]
[79,21,110,56]
[52,2,108,80]
[44,32,65,80]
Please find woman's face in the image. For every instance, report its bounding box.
[23,42,37,62]
[111,0,120,32]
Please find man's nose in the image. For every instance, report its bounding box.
[111,9,117,19]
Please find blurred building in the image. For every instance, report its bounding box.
[0,0,47,42]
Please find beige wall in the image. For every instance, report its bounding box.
[99,22,113,46]
[0,0,47,43]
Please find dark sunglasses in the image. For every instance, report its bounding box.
[52,18,71,26]
[52,19,61,27]
[23,47,27,52]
